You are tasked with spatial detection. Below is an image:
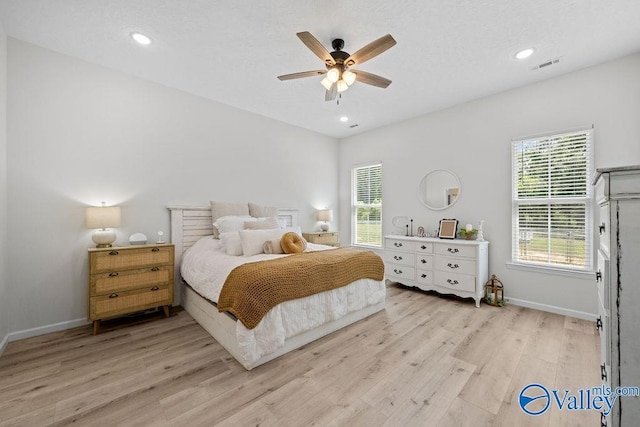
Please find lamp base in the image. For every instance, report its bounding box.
[320,223,329,232]
[92,229,116,248]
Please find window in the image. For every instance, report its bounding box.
[352,163,382,247]
[511,128,593,271]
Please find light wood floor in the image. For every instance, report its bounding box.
[0,284,600,426]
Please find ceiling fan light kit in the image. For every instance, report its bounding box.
[277,31,396,101]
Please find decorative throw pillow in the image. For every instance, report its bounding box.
[239,228,284,257]
[262,240,284,254]
[280,232,306,254]
[248,202,279,218]
[213,215,255,235]
[244,217,279,230]
[220,232,243,256]
[210,201,249,238]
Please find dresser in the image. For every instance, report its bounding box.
[383,235,489,307]
[88,243,174,334]
[302,231,340,247]
[593,166,640,427]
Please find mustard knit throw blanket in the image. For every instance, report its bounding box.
[218,248,384,329]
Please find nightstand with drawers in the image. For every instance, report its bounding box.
[302,231,340,247]
[88,243,174,334]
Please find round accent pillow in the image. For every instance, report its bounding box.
[280,232,306,254]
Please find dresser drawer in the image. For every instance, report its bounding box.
[90,246,173,274]
[382,251,415,266]
[385,238,416,252]
[596,249,609,310]
[89,285,171,320]
[302,232,339,246]
[415,242,433,254]
[90,266,173,295]
[434,257,475,275]
[434,243,475,258]
[598,204,610,256]
[386,264,415,281]
[434,271,475,293]
[416,269,433,285]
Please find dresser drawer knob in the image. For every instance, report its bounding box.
[420,259,427,264]
[393,269,403,274]
[447,279,459,285]
[108,293,118,299]
[447,248,459,253]
[595,271,602,282]
[151,247,160,252]
[420,245,427,250]
[596,316,603,331]
[109,250,119,256]
[150,286,160,291]
[421,274,427,278]
[600,364,607,381]
[393,255,403,261]
[394,242,403,247]
[108,272,119,277]
[599,223,606,234]
[151,267,160,271]
[447,263,459,269]
[601,412,607,427]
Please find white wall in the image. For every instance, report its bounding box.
[6,39,338,335]
[339,53,640,317]
[0,24,8,350]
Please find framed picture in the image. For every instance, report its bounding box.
[438,219,458,239]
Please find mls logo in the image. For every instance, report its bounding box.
[519,383,551,415]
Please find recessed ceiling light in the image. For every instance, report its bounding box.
[131,32,152,45]
[339,116,349,122]
[515,48,535,60]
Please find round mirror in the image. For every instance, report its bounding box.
[418,170,461,210]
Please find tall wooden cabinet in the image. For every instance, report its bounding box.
[593,166,640,426]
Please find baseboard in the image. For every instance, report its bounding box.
[506,297,596,322]
[7,317,90,343]
[0,333,8,357]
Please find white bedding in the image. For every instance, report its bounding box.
[180,236,386,366]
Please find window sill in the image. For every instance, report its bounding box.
[506,261,595,280]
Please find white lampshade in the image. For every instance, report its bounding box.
[343,69,356,86]
[326,67,340,83]
[320,77,333,90]
[86,204,121,248]
[336,79,349,93]
[317,209,333,222]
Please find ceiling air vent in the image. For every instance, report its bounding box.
[530,57,561,71]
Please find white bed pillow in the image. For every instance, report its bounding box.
[210,201,249,238]
[219,232,243,256]
[244,217,279,230]
[239,226,302,257]
[248,202,279,218]
[213,215,256,235]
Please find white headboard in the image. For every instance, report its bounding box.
[167,205,299,305]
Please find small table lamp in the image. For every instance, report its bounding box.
[86,202,121,248]
[317,209,333,232]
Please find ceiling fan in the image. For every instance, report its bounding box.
[277,31,397,101]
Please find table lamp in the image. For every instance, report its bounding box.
[317,209,333,232]
[86,202,121,248]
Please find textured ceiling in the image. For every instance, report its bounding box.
[1,0,639,138]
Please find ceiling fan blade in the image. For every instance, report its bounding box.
[277,70,326,81]
[352,70,392,88]
[297,31,336,66]
[325,84,337,101]
[344,34,396,67]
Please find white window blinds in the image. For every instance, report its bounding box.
[511,129,593,270]
[352,163,382,247]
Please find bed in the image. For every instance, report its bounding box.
[168,205,386,370]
